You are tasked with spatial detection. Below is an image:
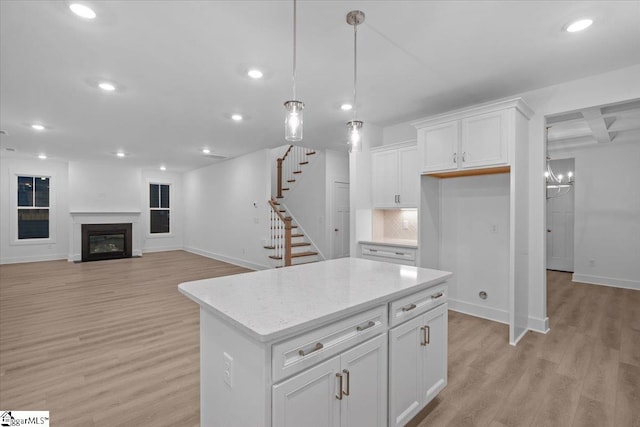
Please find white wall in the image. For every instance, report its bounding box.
[68,162,142,212]
[0,156,69,263]
[440,174,511,323]
[183,149,271,270]
[281,150,328,258]
[560,142,640,289]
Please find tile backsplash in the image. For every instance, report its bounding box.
[372,209,418,241]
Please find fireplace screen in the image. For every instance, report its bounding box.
[89,234,125,254]
[82,223,132,262]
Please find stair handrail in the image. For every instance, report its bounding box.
[276,145,294,199]
[268,198,292,267]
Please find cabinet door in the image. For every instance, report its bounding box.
[388,314,424,427]
[340,334,387,427]
[460,110,508,169]
[418,121,458,173]
[397,146,419,207]
[273,356,341,427]
[421,303,448,405]
[372,149,399,208]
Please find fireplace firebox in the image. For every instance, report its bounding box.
[81,223,132,262]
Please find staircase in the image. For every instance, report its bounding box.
[266,145,320,268]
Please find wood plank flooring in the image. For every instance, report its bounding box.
[1,255,638,426]
[410,270,640,427]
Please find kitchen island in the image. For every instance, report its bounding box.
[179,257,451,427]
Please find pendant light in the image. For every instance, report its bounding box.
[545,126,574,199]
[346,10,365,153]
[284,0,304,141]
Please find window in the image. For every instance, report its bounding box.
[17,175,50,239]
[149,183,170,234]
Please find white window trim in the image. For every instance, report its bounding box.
[147,180,173,238]
[9,168,56,246]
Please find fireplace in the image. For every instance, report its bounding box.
[82,223,132,262]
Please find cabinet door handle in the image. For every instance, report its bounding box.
[336,373,343,400]
[397,194,401,204]
[342,369,350,396]
[431,292,444,299]
[356,320,376,332]
[402,303,417,312]
[298,342,323,357]
[453,152,457,163]
[420,326,430,346]
[462,151,467,162]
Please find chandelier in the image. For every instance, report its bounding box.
[545,126,574,199]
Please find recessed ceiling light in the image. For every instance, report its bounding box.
[202,148,211,154]
[69,3,96,19]
[247,69,263,79]
[340,103,353,111]
[116,151,125,158]
[566,19,593,33]
[98,82,116,91]
[38,154,47,159]
[160,165,166,171]
[31,124,45,131]
[231,114,243,121]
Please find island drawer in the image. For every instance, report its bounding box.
[389,283,447,327]
[272,305,387,383]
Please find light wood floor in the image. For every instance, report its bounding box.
[1,254,638,426]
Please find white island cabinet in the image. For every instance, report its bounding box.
[178,258,451,427]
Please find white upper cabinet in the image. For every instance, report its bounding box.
[371,141,419,208]
[414,98,532,175]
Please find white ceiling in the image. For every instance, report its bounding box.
[1,1,639,172]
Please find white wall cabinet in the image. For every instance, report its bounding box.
[416,108,511,174]
[414,98,533,345]
[388,303,448,427]
[371,141,419,208]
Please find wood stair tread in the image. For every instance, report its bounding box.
[287,179,296,183]
[271,225,298,229]
[269,251,317,260]
[291,242,311,247]
[306,151,316,155]
[293,171,302,174]
[299,161,309,165]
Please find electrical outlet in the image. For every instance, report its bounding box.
[490,224,498,234]
[223,352,234,388]
[403,219,409,230]
[588,259,595,267]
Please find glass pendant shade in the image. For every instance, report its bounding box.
[284,100,304,142]
[347,120,363,153]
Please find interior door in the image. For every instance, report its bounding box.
[546,159,575,272]
[332,181,350,259]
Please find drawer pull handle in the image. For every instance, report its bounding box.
[298,342,323,357]
[336,373,343,400]
[431,292,444,299]
[342,369,350,396]
[395,252,405,256]
[402,303,417,312]
[356,320,375,332]
[369,249,378,253]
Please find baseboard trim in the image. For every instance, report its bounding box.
[572,273,640,291]
[527,316,550,334]
[1,253,67,265]
[142,246,183,254]
[447,298,509,325]
[183,246,268,271]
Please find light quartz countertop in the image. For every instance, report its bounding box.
[359,239,418,249]
[179,257,450,343]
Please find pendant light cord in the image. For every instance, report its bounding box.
[292,0,297,100]
[352,20,358,119]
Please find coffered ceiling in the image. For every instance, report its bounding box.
[1,1,639,172]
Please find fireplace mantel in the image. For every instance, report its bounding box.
[69,212,142,262]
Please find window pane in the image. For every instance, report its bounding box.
[150,210,170,233]
[18,176,34,207]
[18,209,49,239]
[150,184,159,208]
[160,184,170,208]
[35,177,50,207]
